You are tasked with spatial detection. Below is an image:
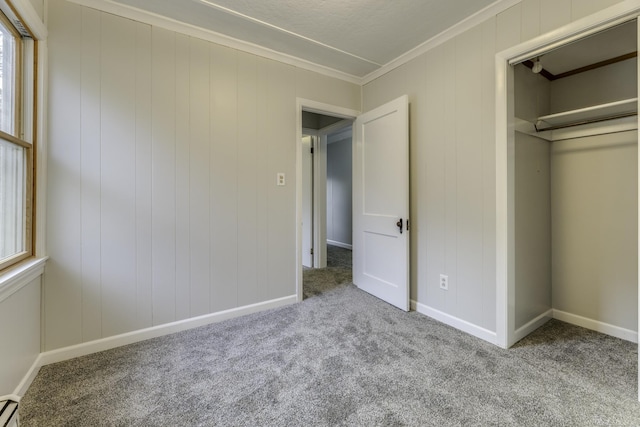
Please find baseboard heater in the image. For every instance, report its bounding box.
[0,400,18,427]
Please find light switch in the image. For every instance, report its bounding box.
[277,172,285,186]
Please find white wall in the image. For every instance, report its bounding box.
[0,278,40,396]
[28,0,44,21]
[514,64,552,330]
[362,0,625,334]
[45,0,360,351]
[326,134,352,247]
[514,133,551,329]
[552,131,638,331]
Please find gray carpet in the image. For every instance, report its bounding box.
[303,245,352,299]
[20,256,640,426]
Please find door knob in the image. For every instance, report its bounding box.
[396,218,403,234]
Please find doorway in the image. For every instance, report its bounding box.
[300,110,354,297]
[295,100,359,302]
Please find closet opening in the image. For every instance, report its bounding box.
[497,15,640,401]
[508,19,638,348]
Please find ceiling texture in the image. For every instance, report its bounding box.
[108,0,501,80]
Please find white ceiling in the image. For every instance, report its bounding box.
[108,0,500,79]
[538,20,637,76]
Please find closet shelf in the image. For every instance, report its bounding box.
[535,98,638,132]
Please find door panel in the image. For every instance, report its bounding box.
[353,95,409,310]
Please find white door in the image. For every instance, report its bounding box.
[353,95,409,310]
[302,135,313,268]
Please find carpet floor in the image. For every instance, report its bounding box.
[20,251,640,426]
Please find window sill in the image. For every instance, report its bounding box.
[0,256,48,304]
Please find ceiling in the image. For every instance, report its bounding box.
[533,20,637,77]
[108,0,499,79]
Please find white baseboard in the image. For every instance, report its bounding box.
[553,309,638,343]
[513,309,553,345]
[326,240,352,250]
[13,355,41,397]
[411,300,497,345]
[15,295,297,396]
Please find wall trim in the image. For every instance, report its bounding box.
[14,294,297,396]
[513,310,553,344]
[66,0,362,85]
[0,257,47,304]
[411,300,498,345]
[553,309,638,343]
[326,240,352,250]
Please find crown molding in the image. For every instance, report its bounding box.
[66,0,522,86]
[361,0,521,85]
[66,0,362,85]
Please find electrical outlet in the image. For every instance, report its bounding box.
[439,274,448,290]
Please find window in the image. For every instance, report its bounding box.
[0,9,32,271]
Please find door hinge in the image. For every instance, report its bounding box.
[310,248,314,255]
[407,219,410,231]
[310,146,314,154]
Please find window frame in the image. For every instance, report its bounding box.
[0,6,34,272]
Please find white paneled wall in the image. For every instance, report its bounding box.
[45,0,360,351]
[362,0,624,334]
[0,277,40,396]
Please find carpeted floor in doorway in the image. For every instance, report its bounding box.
[20,250,640,425]
[303,244,352,299]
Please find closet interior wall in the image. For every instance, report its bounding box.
[513,37,638,338]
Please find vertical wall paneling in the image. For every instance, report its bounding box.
[0,278,40,395]
[237,53,259,306]
[255,57,269,304]
[134,24,153,330]
[521,0,541,42]
[266,60,296,298]
[481,17,497,330]
[404,58,425,302]
[151,27,177,325]
[443,40,458,314]
[174,33,191,320]
[99,13,138,337]
[80,8,102,342]
[45,0,83,350]
[455,26,485,326]
[571,0,623,21]
[423,44,447,309]
[189,37,211,317]
[496,3,522,53]
[210,43,238,312]
[540,0,571,34]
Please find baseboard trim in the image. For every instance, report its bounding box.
[326,240,352,250]
[411,300,497,345]
[513,309,553,345]
[13,354,42,397]
[553,309,638,343]
[14,295,297,396]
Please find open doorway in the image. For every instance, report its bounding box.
[300,109,354,298]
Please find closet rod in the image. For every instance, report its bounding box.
[534,98,638,132]
[535,112,638,132]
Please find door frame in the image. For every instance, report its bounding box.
[495,0,640,380]
[296,98,359,302]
